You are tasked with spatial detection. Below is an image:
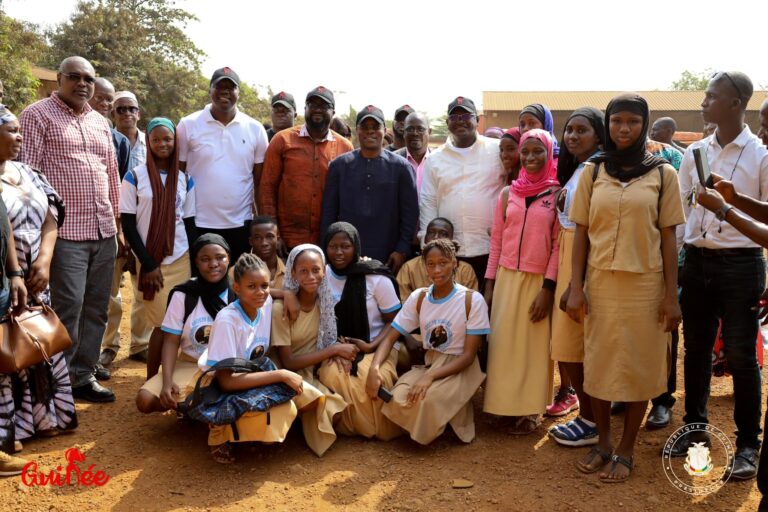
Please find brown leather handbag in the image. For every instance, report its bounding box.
[0,303,72,373]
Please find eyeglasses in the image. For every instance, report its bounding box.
[62,72,96,85]
[448,113,474,123]
[405,126,427,134]
[711,71,746,102]
[115,106,139,115]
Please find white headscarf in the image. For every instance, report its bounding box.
[283,244,338,350]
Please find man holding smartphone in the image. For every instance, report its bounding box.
[673,71,768,481]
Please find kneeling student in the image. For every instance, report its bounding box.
[366,238,489,445]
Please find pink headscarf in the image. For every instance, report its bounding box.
[511,129,559,198]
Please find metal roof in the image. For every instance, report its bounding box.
[483,91,768,112]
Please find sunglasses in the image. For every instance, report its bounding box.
[711,71,746,102]
[115,106,139,115]
[448,113,474,123]
[62,72,96,85]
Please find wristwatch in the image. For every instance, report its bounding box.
[6,269,24,278]
[715,204,733,221]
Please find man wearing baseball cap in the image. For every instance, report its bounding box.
[418,96,504,287]
[320,105,418,273]
[266,91,297,141]
[260,86,354,248]
[387,104,415,152]
[177,67,268,261]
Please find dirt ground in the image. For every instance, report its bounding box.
[1,278,765,511]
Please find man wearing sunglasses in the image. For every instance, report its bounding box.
[674,70,768,482]
[18,56,121,403]
[99,89,153,375]
[418,96,504,288]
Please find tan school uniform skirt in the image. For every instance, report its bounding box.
[140,352,203,401]
[318,349,402,441]
[583,266,670,402]
[483,267,554,416]
[383,351,485,445]
[137,252,192,328]
[550,228,585,362]
[292,368,348,457]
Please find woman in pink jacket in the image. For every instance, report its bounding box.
[482,129,560,434]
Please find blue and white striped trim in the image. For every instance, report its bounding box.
[161,326,182,335]
[467,328,490,335]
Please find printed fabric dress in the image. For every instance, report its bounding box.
[0,162,76,453]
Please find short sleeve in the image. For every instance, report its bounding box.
[392,289,422,335]
[466,291,491,335]
[205,315,241,366]
[569,162,596,226]
[254,124,268,164]
[456,262,479,291]
[658,165,686,229]
[183,176,196,218]
[119,171,138,215]
[270,301,291,347]
[176,118,189,162]
[373,276,401,314]
[161,291,185,335]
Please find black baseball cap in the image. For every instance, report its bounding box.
[271,91,296,110]
[447,96,477,115]
[356,105,385,126]
[306,86,335,108]
[210,67,240,87]
[394,104,415,119]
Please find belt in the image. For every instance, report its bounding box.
[683,244,763,257]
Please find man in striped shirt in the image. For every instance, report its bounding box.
[19,56,120,403]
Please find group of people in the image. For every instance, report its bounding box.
[1,56,768,501]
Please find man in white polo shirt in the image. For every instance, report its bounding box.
[177,67,268,261]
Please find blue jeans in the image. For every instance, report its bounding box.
[680,246,764,449]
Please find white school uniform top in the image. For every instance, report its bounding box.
[392,284,490,356]
[177,105,268,229]
[198,297,273,371]
[161,289,228,361]
[119,164,195,265]
[326,265,401,340]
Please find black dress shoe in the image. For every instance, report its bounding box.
[610,402,626,415]
[729,447,759,481]
[98,348,117,367]
[94,363,111,381]
[665,432,711,458]
[72,381,115,403]
[646,404,671,429]
[128,349,148,364]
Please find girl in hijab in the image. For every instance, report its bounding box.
[136,233,235,414]
[317,222,402,440]
[483,129,560,434]
[500,127,521,183]
[120,117,196,379]
[547,107,605,446]
[271,244,352,456]
[518,103,560,157]
[566,94,684,482]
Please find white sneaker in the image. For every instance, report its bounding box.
[0,450,27,477]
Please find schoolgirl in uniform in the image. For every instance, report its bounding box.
[317,222,402,440]
[367,238,489,445]
[271,244,353,456]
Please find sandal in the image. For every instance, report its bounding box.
[509,415,541,435]
[210,442,234,464]
[599,453,634,483]
[576,446,611,474]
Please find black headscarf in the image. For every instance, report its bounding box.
[520,103,560,157]
[167,233,235,319]
[556,107,606,186]
[323,222,399,342]
[589,93,667,182]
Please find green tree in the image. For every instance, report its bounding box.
[0,8,47,112]
[671,69,712,91]
[430,114,449,138]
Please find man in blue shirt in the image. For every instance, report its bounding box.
[321,105,418,273]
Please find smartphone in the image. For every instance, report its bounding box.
[693,147,714,188]
[377,387,393,403]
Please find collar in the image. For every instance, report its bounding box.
[445,135,479,153]
[427,283,460,304]
[136,130,146,147]
[709,125,753,150]
[274,258,286,278]
[233,299,261,327]
[299,124,336,142]
[406,148,430,164]
[51,92,93,117]
[204,104,241,126]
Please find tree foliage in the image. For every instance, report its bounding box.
[0,8,47,112]
[671,69,712,91]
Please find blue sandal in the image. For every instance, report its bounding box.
[549,417,599,447]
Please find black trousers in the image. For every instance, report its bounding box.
[196,225,251,266]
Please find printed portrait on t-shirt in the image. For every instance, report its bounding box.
[193,324,212,346]
[425,319,453,352]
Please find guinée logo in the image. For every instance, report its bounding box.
[20,447,110,487]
